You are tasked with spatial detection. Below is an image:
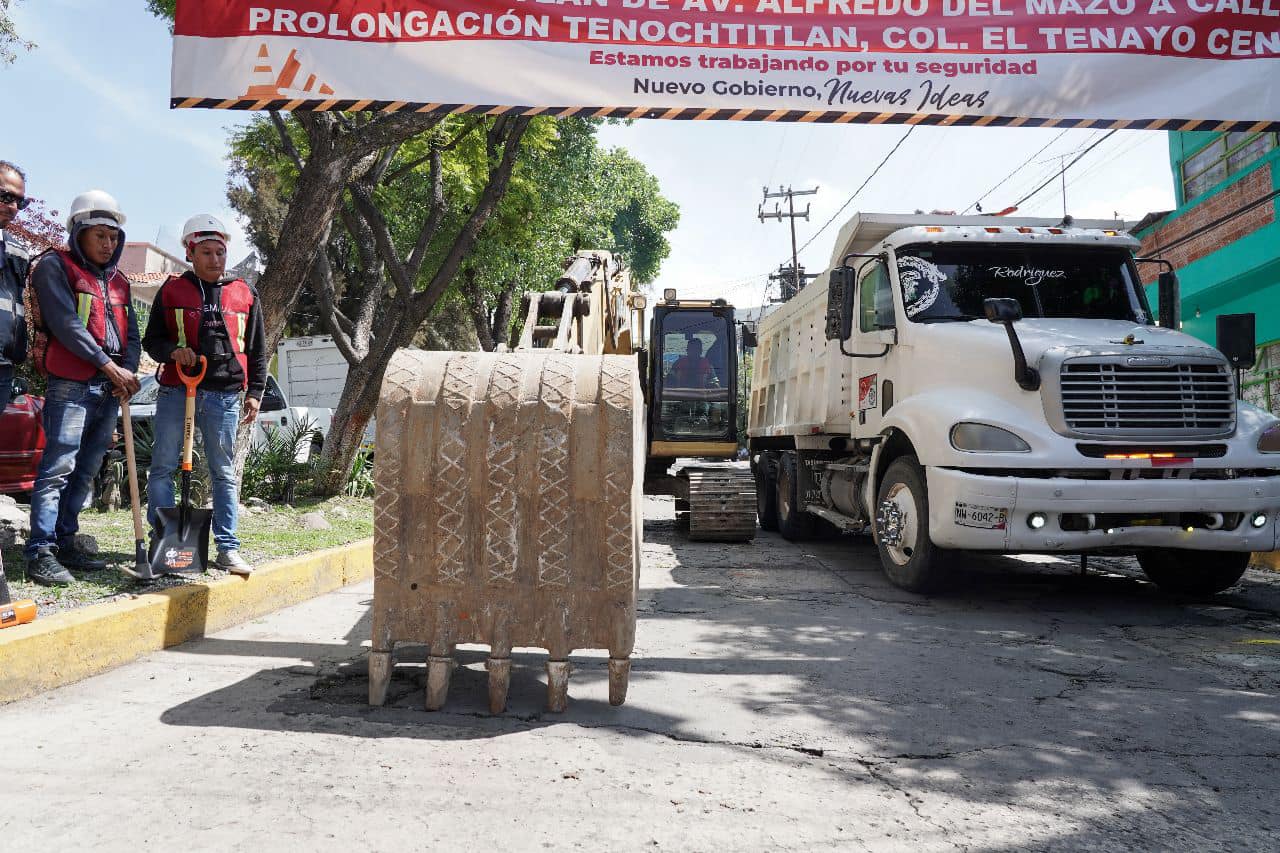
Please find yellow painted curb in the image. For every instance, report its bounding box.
[0,538,372,704]
[1253,551,1280,572]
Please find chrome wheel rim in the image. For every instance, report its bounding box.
[877,482,918,567]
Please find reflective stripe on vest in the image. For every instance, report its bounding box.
[76,292,93,326]
[229,311,246,351]
[174,309,187,349]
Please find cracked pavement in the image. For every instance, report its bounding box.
[3,496,1278,851]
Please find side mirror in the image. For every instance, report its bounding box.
[1216,313,1256,370]
[983,298,1023,324]
[825,266,855,342]
[983,298,1039,392]
[1157,270,1180,329]
[740,325,758,350]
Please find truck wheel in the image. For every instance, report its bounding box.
[874,456,950,593]
[755,453,779,531]
[1137,549,1249,597]
[776,452,815,541]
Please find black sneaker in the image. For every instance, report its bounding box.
[27,552,74,586]
[57,545,108,573]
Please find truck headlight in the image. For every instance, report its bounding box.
[950,422,1031,453]
[1259,423,1280,453]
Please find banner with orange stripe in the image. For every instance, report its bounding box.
[171,1,1280,129]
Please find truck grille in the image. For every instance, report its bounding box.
[1060,359,1234,436]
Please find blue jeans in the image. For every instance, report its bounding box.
[24,378,119,558]
[147,386,242,552]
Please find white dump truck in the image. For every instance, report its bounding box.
[748,213,1280,596]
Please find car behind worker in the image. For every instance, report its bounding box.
[0,160,32,600]
[143,215,265,576]
[23,190,141,586]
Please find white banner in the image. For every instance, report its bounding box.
[172,1,1280,128]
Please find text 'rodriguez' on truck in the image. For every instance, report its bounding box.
[748,213,1280,597]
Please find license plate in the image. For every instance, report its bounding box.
[954,502,1009,530]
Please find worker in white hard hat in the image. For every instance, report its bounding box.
[23,189,141,586]
[142,213,266,576]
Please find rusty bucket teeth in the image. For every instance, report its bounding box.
[368,650,392,706]
[486,657,512,714]
[369,350,641,715]
[608,658,632,706]
[545,660,572,713]
[425,655,453,711]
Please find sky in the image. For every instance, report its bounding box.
[4,0,1176,311]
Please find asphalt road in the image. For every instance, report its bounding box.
[3,496,1278,851]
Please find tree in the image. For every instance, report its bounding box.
[230,113,533,494]
[1,0,34,64]
[463,140,680,350]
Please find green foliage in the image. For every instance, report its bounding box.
[344,446,375,498]
[241,418,319,504]
[227,113,679,350]
[145,0,175,21]
[1,0,35,63]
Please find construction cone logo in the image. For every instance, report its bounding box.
[242,43,335,100]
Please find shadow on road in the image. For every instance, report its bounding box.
[156,507,1280,847]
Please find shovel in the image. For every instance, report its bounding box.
[118,397,154,581]
[150,356,211,576]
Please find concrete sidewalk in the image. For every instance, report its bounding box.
[2,498,1278,851]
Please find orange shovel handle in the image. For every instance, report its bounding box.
[179,356,207,396]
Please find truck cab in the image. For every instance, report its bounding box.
[749,213,1280,597]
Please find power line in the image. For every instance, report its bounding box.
[792,124,917,261]
[1012,129,1118,209]
[960,128,1070,215]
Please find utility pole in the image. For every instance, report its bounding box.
[758,185,817,302]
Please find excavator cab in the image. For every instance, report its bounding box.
[648,298,739,455]
[643,295,755,542]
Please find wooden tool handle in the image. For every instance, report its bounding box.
[120,399,146,541]
[178,355,205,472]
[181,392,197,472]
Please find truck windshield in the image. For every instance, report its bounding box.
[896,245,1150,324]
[658,309,731,440]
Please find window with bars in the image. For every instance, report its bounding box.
[1181,132,1277,203]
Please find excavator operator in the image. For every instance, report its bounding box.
[667,337,718,388]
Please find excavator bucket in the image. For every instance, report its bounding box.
[368,349,642,714]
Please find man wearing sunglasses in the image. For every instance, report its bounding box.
[0,160,31,602]
[24,189,140,586]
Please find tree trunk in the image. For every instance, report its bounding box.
[312,352,384,496]
[256,149,355,357]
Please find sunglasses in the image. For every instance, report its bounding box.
[0,190,30,211]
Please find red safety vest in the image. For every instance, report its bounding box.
[28,249,131,381]
[157,273,254,390]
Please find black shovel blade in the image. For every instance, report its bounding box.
[149,506,212,576]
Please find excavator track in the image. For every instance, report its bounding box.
[680,465,758,542]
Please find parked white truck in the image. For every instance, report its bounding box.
[749,213,1280,596]
[276,335,374,448]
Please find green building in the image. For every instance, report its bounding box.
[1133,130,1280,412]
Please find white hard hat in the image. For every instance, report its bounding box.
[181,213,229,249]
[66,189,126,231]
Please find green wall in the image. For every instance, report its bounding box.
[1139,133,1280,348]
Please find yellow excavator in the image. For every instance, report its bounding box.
[509,250,756,541]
